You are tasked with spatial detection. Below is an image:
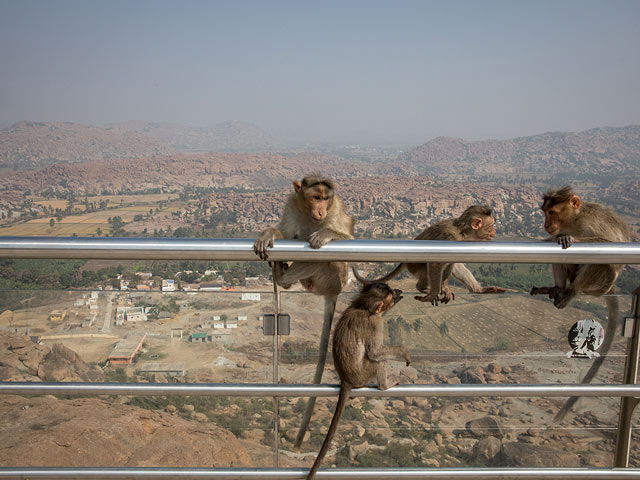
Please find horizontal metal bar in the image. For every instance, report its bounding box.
[1,467,640,479]
[2,382,640,397]
[0,236,638,264]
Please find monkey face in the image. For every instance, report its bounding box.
[301,185,334,223]
[472,215,497,241]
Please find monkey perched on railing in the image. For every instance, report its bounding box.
[530,186,631,420]
[353,205,502,305]
[253,174,354,447]
[306,282,409,480]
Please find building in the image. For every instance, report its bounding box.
[138,362,185,377]
[49,310,68,322]
[210,329,232,344]
[108,334,146,365]
[241,293,261,301]
[200,281,224,291]
[189,332,209,342]
[237,315,247,321]
[125,307,147,323]
[226,319,238,329]
[161,279,176,292]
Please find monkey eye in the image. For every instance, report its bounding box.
[548,210,555,215]
[314,195,322,200]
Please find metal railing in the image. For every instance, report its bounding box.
[1,236,639,479]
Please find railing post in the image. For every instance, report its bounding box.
[271,263,280,468]
[615,286,640,467]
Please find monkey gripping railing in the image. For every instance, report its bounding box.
[0,236,640,479]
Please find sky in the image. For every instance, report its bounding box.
[0,0,639,144]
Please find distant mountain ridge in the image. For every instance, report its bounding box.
[398,126,640,175]
[0,121,174,168]
[110,120,285,153]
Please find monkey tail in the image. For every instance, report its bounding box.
[295,294,337,448]
[306,382,352,480]
[554,294,619,422]
[351,263,405,285]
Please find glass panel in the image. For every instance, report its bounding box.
[279,290,629,468]
[0,286,277,467]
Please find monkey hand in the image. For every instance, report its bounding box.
[438,288,455,304]
[414,291,441,305]
[308,229,335,249]
[481,286,506,294]
[550,288,573,309]
[253,234,275,260]
[556,234,573,249]
[530,286,551,296]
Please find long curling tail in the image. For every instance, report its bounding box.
[306,382,351,480]
[294,294,337,448]
[555,294,620,422]
[351,263,405,285]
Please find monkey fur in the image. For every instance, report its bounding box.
[253,175,355,447]
[529,186,631,420]
[352,205,499,305]
[306,282,410,480]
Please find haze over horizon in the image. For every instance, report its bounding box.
[1,0,639,145]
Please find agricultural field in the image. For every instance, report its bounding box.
[0,205,179,236]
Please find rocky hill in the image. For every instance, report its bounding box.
[0,333,252,467]
[0,121,174,168]
[111,120,285,152]
[399,126,640,176]
[0,152,357,194]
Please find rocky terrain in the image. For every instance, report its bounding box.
[110,120,285,152]
[0,333,256,468]
[0,121,174,168]
[399,126,640,176]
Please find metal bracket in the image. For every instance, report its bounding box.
[262,313,291,336]
[622,317,636,338]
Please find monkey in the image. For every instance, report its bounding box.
[253,174,354,294]
[528,186,631,420]
[352,205,500,305]
[253,174,355,447]
[530,186,631,308]
[306,282,410,480]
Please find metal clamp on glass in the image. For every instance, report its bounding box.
[262,313,291,336]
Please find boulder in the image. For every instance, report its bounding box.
[466,417,504,438]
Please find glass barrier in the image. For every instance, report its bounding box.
[0,283,635,469]
[278,288,631,468]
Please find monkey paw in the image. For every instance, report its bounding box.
[556,234,573,249]
[414,292,440,305]
[530,286,550,296]
[308,231,332,249]
[439,288,455,304]
[253,237,275,260]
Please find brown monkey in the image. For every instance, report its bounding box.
[306,282,410,480]
[530,186,631,309]
[528,186,631,420]
[253,175,354,447]
[254,174,354,295]
[353,205,499,305]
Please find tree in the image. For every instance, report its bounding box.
[49,218,55,228]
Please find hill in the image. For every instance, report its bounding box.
[398,126,640,176]
[111,120,285,152]
[0,121,174,168]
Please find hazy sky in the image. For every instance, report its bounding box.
[1,0,639,144]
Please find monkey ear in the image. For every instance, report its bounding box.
[569,195,582,209]
[374,301,384,314]
[293,181,302,193]
[471,218,482,230]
